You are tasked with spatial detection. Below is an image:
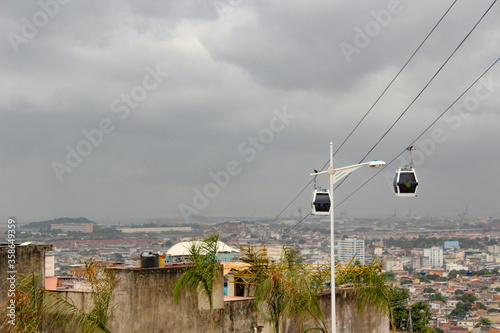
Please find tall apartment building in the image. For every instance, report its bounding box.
[338,238,365,264]
[424,247,443,268]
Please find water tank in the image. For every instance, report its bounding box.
[140,252,159,268]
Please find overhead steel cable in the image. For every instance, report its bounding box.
[334,0,497,192]
[281,212,311,238]
[331,0,458,161]
[282,56,500,237]
[268,2,458,227]
[334,56,500,210]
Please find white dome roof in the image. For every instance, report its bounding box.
[167,241,239,257]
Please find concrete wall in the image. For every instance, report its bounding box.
[106,264,225,333]
[0,243,52,303]
[224,299,258,333]
[49,265,389,333]
[281,289,389,333]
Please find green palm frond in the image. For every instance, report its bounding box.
[245,245,329,333]
[1,258,117,333]
[173,231,222,332]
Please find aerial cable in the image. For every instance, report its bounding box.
[334,0,497,192]
[335,57,500,209]
[268,2,458,226]
[281,212,311,238]
[282,56,499,237]
[331,0,458,160]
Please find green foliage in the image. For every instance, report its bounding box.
[388,291,433,333]
[242,246,328,333]
[474,303,487,310]
[455,289,464,295]
[173,231,220,315]
[423,287,435,294]
[420,328,437,333]
[336,258,391,319]
[429,292,447,304]
[475,268,492,276]
[450,302,473,317]
[449,307,467,317]
[426,274,440,281]
[0,259,116,333]
[388,286,410,331]
[401,279,413,285]
[411,302,432,332]
[383,236,490,250]
[383,271,396,281]
[435,328,445,333]
[23,217,94,231]
[419,276,430,283]
[475,317,492,327]
[459,293,477,304]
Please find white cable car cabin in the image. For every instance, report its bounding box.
[393,167,418,197]
[311,189,331,215]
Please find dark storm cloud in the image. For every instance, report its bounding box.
[1,0,499,222]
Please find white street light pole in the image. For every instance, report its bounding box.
[310,142,386,333]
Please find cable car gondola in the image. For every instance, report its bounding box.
[311,188,331,216]
[393,146,418,197]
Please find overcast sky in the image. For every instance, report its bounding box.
[1,0,499,224]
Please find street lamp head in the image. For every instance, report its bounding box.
[368,160,386,169]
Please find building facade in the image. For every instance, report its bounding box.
[424,246,444,268]
[338,238,365,264]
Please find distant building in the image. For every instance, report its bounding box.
[384,257,403,271]
[443,241,459,250]
[239,245,284,263]
[424,247,443,268]
[488,245,500,254]
[166,240,239,262]
[338,238,365,264]
[412,256,430,270]
[445,263,468,272]
[117,226,192,233]
[51,223,93,233]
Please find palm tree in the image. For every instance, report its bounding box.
[336,257,394,332]
[173,231,221,331]
[242,245,329,333]
[0,258,117,333]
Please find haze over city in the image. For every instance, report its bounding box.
[1,0,499,224]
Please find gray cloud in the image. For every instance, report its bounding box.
[1,0,499,223]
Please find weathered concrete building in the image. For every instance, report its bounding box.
[52,264,389,333]
[0,243,52,303]
[3,243,389,332]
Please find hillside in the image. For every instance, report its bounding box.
[23,217,95,231]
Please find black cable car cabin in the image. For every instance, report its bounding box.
[311,189,331,215]
[393,167,418,197]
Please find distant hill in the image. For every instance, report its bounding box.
[23,217,95,231]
